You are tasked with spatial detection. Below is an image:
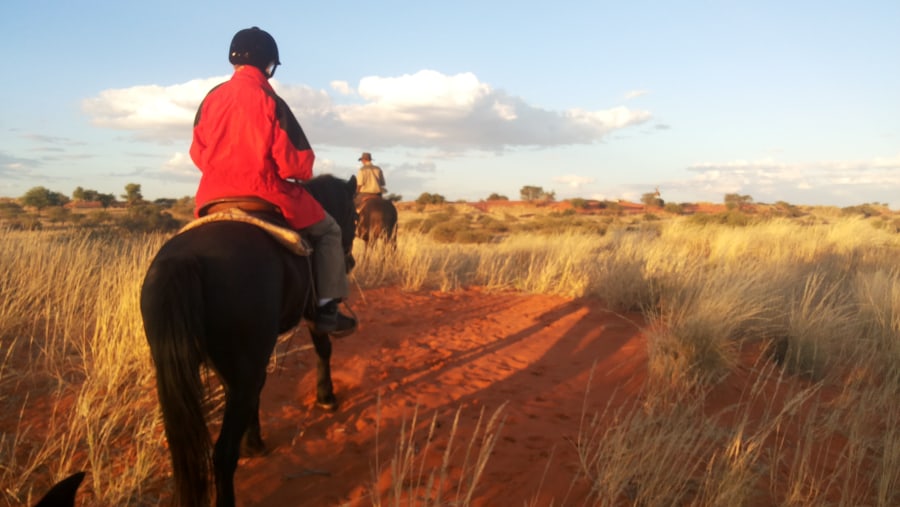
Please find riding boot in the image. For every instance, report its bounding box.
[312,299,357,336]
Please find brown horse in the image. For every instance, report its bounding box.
[356,195,398,248]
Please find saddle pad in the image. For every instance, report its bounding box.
[178,208,312,256]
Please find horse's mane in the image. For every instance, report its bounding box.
[303,173,342,189]
[302,174,355,208]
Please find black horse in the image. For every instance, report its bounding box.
[356,196,398,247]
[140,175,357,507]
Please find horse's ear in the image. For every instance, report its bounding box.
[33,471,85,507]
[347,175,357,194]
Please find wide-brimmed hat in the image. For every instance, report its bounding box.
[358,152,372,161]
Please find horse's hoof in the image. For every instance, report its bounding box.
[316,398,338,412]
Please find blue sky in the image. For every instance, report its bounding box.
[2,1,898,207]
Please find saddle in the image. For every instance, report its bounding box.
[354,193,382,214]
[182,197,312,256]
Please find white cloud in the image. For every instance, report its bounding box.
[81,76,227,142]
[566,106,650,131]
[357,70,489,109]
[492,101,517,121]
[687,156,900,187]
[329,80,353,95]
[81,70,652,153]
[624,89,649,100]
[679,155,900,205]
[160,152,198,180]
[554,174,595,189]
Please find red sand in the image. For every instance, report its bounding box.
[232,287,648,506]
[11,284,854,505]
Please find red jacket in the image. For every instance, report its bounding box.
[190,66,324,229]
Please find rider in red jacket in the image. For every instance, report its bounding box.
[190,27,355,335]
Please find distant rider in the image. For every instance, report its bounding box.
[355,152,387,210]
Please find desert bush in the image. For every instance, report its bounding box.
[778,272,860,379]
[841,204,881,218]
[0,201,24,219]
[80,210,113,228]
[3,216,42,231]
[688,209,762,227]
[116,204,183,233]
[663,202,684,214]
[43,206,71,224]
[644,267,774,388]
[569,198,588,209]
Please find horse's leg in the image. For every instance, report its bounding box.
[310,330,337,410]
[212,350,271,507]
[213,387,253,507]
[240,370,267,456]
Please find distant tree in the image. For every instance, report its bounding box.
[21,186,69,210]
[74,186,111,205]
[96,193,116,208]
[122,183,143,206]
[640,192,664,208]
[385,193,403,202]
[486,193,509,201]
[520,186,542,201]
[520,186,555,202]
[415,192,446,205]
[724,193,753,211]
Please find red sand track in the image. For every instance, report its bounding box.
[232,287,648,506]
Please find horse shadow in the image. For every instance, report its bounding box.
[249,292,646,505]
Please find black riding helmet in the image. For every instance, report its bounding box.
[229,27,280,77]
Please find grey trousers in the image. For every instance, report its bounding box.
[300,212,349,302]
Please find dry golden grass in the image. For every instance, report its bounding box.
[0,229,169,505]
[3,207,900,505]
[366,399,508,507]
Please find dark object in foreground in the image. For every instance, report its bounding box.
[33,472,85,507]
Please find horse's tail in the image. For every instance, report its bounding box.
[141,257,212,507]
[387,201,399,242]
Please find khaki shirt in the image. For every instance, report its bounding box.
[357,163,386,194]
